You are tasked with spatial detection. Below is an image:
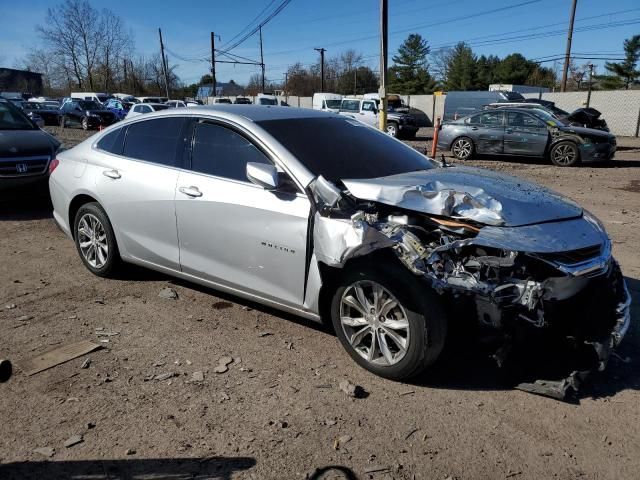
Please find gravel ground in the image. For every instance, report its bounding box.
[0,126,639,480]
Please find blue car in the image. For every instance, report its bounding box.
[103,99,132,121]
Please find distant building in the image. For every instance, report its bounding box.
[0,68,43,95]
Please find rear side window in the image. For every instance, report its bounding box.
[122,117,185,167]
[190,122,271,181]
[96,127,126,155]
[469,111,503,126]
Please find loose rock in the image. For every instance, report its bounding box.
[154,372,176,381]
[125,448,136,455]
[158,287,178,300]
[192,371,204,382]
[81,358,91,369]
[64,435,83,448]
[339,380,366,398]
[219,356,233,366]
[33,447,55,458]
[213,365,228,374]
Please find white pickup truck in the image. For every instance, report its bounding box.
[338,98,418,139]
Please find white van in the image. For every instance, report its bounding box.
[257,93,278,106]
[71,92,109,104]
[312,93,343,112]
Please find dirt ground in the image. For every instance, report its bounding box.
[1,126,639,480]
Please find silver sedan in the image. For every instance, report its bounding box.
[49,106,629,393]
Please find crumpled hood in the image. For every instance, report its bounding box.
[341,166,583,227]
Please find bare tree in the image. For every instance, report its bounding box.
[430,47,453,84]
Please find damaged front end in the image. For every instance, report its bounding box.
[310,171,631,400]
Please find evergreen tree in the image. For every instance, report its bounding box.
[445,42,478,91]
[494,53,535,85]
[476,54,500,89]
[603,35,640,89]
[388,34,437,94]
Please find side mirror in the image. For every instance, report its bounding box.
[246,162,279,190]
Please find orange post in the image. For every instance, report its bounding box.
[430,116,441,158]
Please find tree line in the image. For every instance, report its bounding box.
[17,0,640,98]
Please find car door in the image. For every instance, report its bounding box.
[61,101,80,126]
[94,116,189,270]
[359,101,378,127]
[503,111,549,156]
[174,119,310,307]
[466,111,504,154]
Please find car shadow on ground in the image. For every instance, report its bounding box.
[0,456,256,480]
[408,275,640,402]
[452,155,640,168]
[0,188,53,221]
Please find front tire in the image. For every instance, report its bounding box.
[451,136,474,160]
[550,141,580,167]
[330,261,447,380]
[73,202,121,277]
[81,116,89,130]
[386,121,399,138]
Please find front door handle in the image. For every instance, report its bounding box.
[471,127,478,131]
[103,169,121,179]
[179,186,203,198]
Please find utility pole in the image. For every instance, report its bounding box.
[379,0,388,132]
[586,63,594,107]
[158,28,170,98]
[560,0,577,92]
[314,48,326,92]
[210,32,217,97]
[354,67,357,95]
[259,26,265,92]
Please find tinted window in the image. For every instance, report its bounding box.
[123,117,185,167]
[469,111,503,126]
[0,101,37,130]
[191,122,271,181]
[96,127,126,155]
[257,117,433,182]
[507,112,544,128]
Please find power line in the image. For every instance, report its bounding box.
[218,0,293,54]
[220,0,277,50]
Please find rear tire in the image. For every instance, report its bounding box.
[386,121,399,138]
[451,136,474,160]
[550,141,580,167]
[73,202,121,278]
[330,260,447,380]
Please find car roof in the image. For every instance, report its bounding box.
[135,104,334,122]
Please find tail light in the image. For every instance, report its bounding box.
[49,158,60,174]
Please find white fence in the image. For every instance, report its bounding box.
[207,90,640,137]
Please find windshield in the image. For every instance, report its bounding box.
[0,101,37,130]
[152,104,171,111]
[340,100,360,112]
[325,99,342,109]
[97,95,109,103]
[257,117,432,182]
[24,102,43,109]
[78,101,102,110]
[259,97,277,105]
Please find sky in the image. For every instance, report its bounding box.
[1,0,639,87]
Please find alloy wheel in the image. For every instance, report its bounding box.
[386,123,398,137]
[77,213,109,269]
[82,117,89,130]
[452,138,472,159]
[552,144,577,165]
[339,281,410,366]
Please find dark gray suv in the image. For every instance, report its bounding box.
[437,107,616,167]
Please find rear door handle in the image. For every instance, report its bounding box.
[102,169,121,179]
[179,186,203,198]
[471,127,478,130]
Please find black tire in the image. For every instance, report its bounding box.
[330,260,447,380]
[549,140,580,167]
[451,136,474,160]
[73,202,121,278]
[386,121,399,138]
[81,116,89,130]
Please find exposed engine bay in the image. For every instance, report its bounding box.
[309,171,631,400]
